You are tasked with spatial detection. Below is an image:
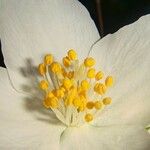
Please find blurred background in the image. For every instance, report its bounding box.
[0,0,150,67]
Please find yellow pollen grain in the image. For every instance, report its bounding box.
[95,83,106,95]
[105,76,114,87]
[68,49,77,60]
[38,63,46,76]
[43,99,51,108]
[63,56,71,67]
[84,57,95,67]
[62,79,73,90]
[95,71,104,80]
[47,91,55,98]
[73,97,82,108]
[86,101,94,109]
[81,80,90,90]
[103,97,112,105]
[85,113,93,122]
[39,80,49,90]
[50,62,61,74]
[55,89,64,99]
[48,97,59,108]
[87,68,96,78]
[44,54,53,65]
[94,101,103,110]
[67,71,74,79]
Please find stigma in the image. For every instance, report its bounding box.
[38,49,114,126]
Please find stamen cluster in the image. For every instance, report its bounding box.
[38,49,114,126]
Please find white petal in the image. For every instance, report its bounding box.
[0,0,100,92]
[89,15,150,126]
[60,124,150,150]
[0,67,65,149]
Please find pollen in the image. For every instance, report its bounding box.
[105,76,114,87]
[85,113,93,122]
[87,68,96,78]
[81,80,90,90]
[62,79,73,90]
[103,97,112,105]
[44,54,53,65]
[94,101,103,110]
[95,71,104,80]
[63,56,71,67]
[38,50,114,126]
[68,49,77,60]
[50,62,61,73]
[39,80,49,90]
[38,63,46,76]
[84,57,95,67]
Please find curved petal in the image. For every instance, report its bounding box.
[0,67,65,149]
[0,0,100,92]
[60,124,150,150]
[89,15,150,126]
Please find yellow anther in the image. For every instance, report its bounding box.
[103,97,112,105]
[78,101,86,112]
[73,97,82,108]
[68,49,77,60]
[47,91,55,98]
[48,97,59,108]
[61,68,67,77]
[94,101,103,110]
[38,63,46,76]
[87,68,96,78]
[44,54,53,65]
[81,80,90,90]
[105,76,114,87]
[94,83,100,92]
[84,57,95,67]
[95,71,104,80]
[86,101,94,109]
[50,62,61,73]
[77,86,87,98]
[62,79,73,90]
[67,71,74,79]
[39,80,49,90]
[85,113,93,122]
[43,99,51,108]
[94,83,106,95]
[63,57,71,67]
[55,89,64,99]
[60,86,66,93]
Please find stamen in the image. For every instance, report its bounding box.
[87,68,96,78]
[84,57,95,68]
[50,62,62,74]
[105,76,114,87]
[95,71,104,81]
[38,50,114,126]
[94,101,103,110]
[38,63,46,76]
[103,97,112,105]
[68,49,77,60]
[39,80,49,90]
[44,54,53,65]
[85,113,93,122]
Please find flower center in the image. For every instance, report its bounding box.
[38,49,114,126]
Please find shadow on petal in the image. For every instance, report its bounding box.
[18,58,63,126]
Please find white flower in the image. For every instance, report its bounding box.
[0,0,150,149]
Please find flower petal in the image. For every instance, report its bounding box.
[0,67,65,149]
[0,0,100,92]
[89,15,150,126]
[60,124,150,150]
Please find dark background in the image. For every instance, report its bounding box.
[0,0,150,67]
